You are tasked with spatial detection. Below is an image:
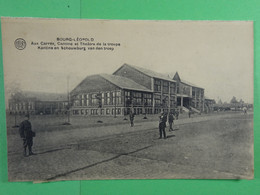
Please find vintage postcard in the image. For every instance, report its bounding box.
[1,18,254,181]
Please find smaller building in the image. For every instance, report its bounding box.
[70,74,153,116]
[8,91,67,115]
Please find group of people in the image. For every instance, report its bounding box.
[158,111,177,139]
[129,109,178,139]
[19,109,179,157]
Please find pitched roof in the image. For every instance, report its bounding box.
[172,71,204,89]
[117,63,175,82]
[173,72,181,81]
[100,74,152,92]
[71,74,152,94]
[181,79,203,89]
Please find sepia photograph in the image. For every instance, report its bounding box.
[1,18,254,181]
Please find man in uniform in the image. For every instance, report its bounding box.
[19,114,35,156]
[159,112,167,139]
[188,107,192,118]
[168,112,174,131]
[175,108,179,120]
[129,111,135,127]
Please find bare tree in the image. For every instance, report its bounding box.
[6,82,24,127]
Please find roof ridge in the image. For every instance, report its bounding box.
[123,63,175,82]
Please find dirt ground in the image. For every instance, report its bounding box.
[6,111,253,181]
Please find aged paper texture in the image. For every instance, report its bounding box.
[1,18,253,181]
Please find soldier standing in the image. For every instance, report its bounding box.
[188,107,192,118]
[175,108,179,120]
[159,112,167,139]
[19,114,35,156]
[168,112,174,131]
[129,111,135,127]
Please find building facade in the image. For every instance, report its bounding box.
[8,92,67,115]
[70,64,207,116]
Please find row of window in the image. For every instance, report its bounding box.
[154,79,176,94]
[72,107,155,116]
[73,91,122,107]
[73,108,123,115]
[9,102,35,110]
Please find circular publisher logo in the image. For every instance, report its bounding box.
[14,38,26,50]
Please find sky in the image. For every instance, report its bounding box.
[2,18,254,104]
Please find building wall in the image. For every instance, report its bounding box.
[153,78,177,114]
[71,89,124,116]
[191,87,205,112]
[113,65,152,90]
[8,99,67,115]
[71,89,154,116]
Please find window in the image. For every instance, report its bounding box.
[163,81,169,93]
[177,83,180,94]
[112,92,116,105]
[106,92,111,105]
[154,94,161,106]
[125,91,131,106]
[106,108,110,114]
[73,110,79,115]
[85,109,88,115]
[91,94,97,105]
[117,108,121,115]
[74,100,80,106]
[192,89,195,97]
[143,93,152,106]
[83,94,89,106]
[170,96,176,106]
[154,79,161,92]
[182,85,191,96]
[91,109,98,115]
[170,83,176,94]
[116,91,121,104]
[133,92,142,105]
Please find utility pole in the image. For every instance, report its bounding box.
[63,75,71,125]
[114,90,117,118]
[67,76,70,123]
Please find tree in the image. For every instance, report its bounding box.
[6,82,25,127]
[217,99,223,105]
[230,96,238,104]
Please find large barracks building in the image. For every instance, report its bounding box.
[70,64,206,116]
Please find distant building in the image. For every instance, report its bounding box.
[70,63,207,116]
[8,91,67,115]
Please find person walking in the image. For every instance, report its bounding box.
[159,112,167,139]
[168,112,174,131]
[129,111,135,127]
[19,114,36,156]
